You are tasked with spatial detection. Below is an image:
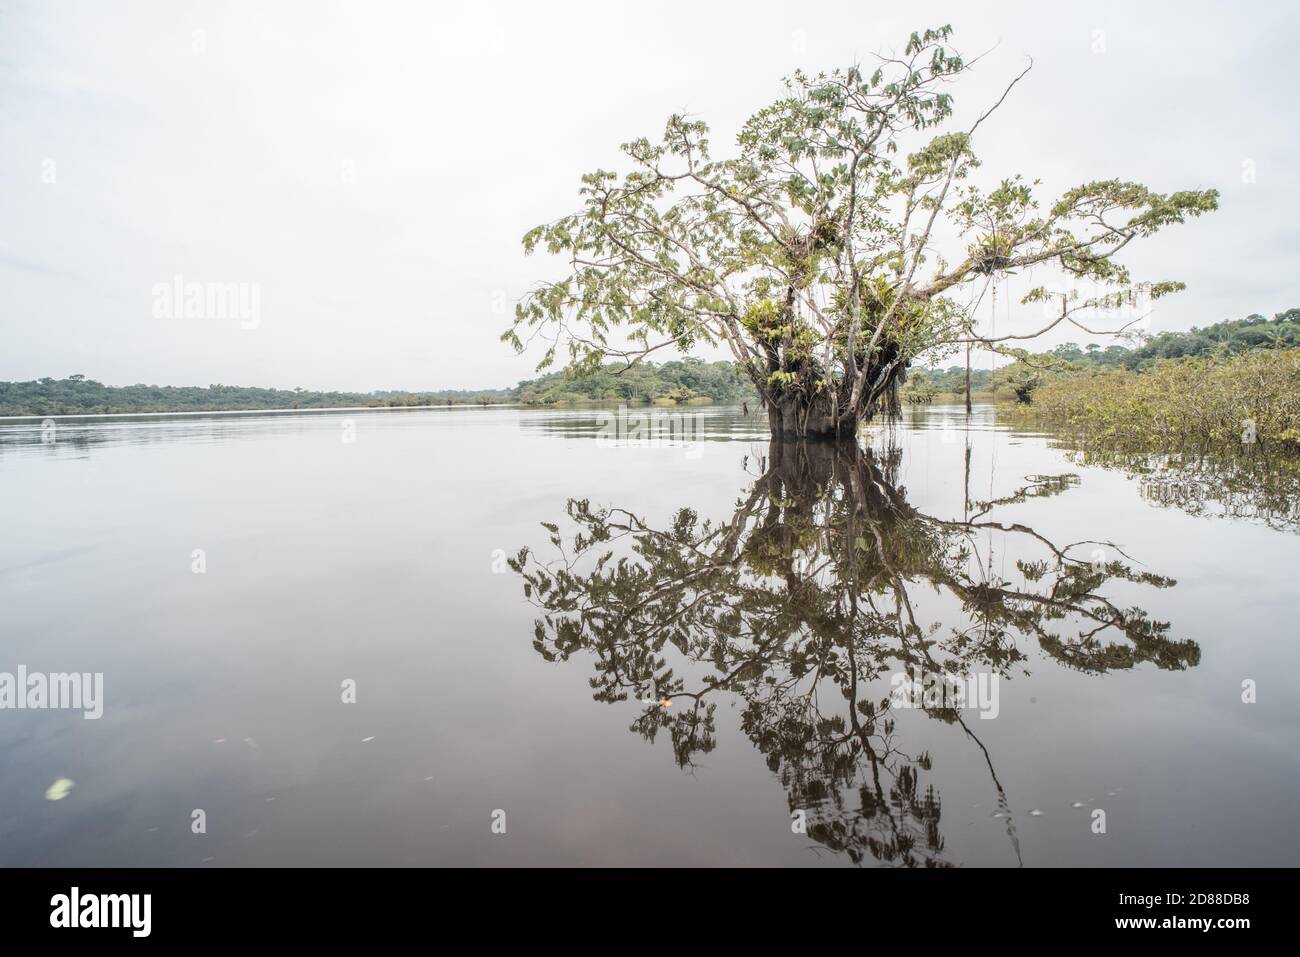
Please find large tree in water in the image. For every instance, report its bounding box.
[507,26,1217,439]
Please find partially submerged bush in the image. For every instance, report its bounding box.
[1023,348,1300,450]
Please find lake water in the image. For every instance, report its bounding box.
[2,403,1298,866]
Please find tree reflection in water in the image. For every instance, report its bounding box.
[511,441,1200,866]
[1065,446,1300,532]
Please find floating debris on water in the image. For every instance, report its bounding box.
[1028,809,1044,817]
[361,736,376,743]
[45,778,75,801]
[1071,801,1086,808]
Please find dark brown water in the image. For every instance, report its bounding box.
[1,403,1297,866]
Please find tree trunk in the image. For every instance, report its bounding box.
[755,338,907,442]
[766,391,859,441]
[964,344,972,414]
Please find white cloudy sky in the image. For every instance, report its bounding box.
[2,0,1296,391]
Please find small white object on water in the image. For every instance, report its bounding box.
[1028,809,1044,817]
[45,778,75,801]
[1071,801,1085,808]
[361,736,375,743]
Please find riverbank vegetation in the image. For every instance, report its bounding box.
[957,308,1300,451]
[905,308,1300,404]
[1015,348,1300,451]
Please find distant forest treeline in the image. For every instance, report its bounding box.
[0,377,499,416]
[910,307,1300,395]
[6,311,1294,416]
[514,359,752,404]
[0,359,753,416]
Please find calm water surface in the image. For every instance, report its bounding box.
[1,403,1298,866]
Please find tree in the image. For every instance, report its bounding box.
[508,25,1218,439]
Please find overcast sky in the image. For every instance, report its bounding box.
[2,0,1296,391]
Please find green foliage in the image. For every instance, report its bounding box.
[1119,308,1300,364]
[994,308,1300,374]
[906,307,1300,405]
[1021,348,1300,450]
